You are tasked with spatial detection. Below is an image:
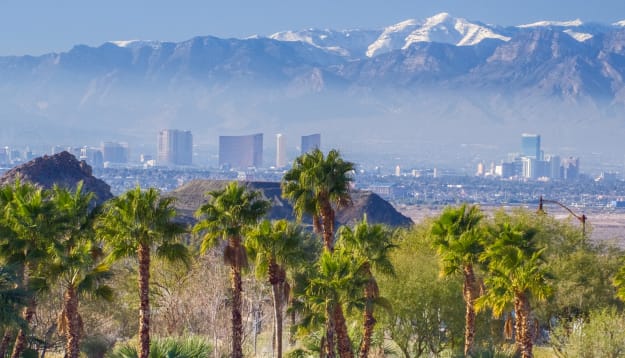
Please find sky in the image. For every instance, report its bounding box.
[1,0,625,56]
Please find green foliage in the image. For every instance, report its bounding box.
[478,210,552,317]
[430,204,484,277]
[107,336,212,358]
[193,181,270,254]
[96,186,189,265]
[550,308,625,358]
[379,224,466,357]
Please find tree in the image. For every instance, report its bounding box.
[281,148,354,251]
[282,149,354,358]
[193,181,270,358]
[0,264,27,358]
[303,250,366,358]
[0,180,57,358]
[429,204,484,357]
[246,219,310,358]
[478,213,552,358]
[96,186,189,358]
[336,216,395,358]
[50,183,113,358]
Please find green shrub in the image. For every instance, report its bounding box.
[106,336,212,358]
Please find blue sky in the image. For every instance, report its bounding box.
[2,0,625,56]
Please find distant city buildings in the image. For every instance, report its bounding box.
[219,133,263,169]
[487,134,579,181]
[301,133,320,154]
[276,133,287,168]
[521,133,541,160]
[102,141,129,164]
[158,129,193,166]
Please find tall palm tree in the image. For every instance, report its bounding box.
[96,186,189,358]
[478,217,552,358]
[246,219,310,358]
[282,149,354,358]
[0,180,57,358]
[193,181,270,358]
[50,184,113,358]
[304,250,366,358]
[282,148,354,251]
[430,204,484,357]
[337,216,395,358]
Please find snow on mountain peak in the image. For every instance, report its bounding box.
[109,40,161,49]
[517,19,584,28]
[614,20,625,27]
[563,29,593,42]
[366,13,509,57]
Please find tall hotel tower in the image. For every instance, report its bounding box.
[276,133,287,168]
[157,129,193,166]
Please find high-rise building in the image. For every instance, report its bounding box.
[158,129,193,166]
[102,142,129,163]
[301,133,320,154]
[562,157,580,180]
[521,133,541,160]
[219,133,263,169]
[80,146,104,168]
[276,133,287,168]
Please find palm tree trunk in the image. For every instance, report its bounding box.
[516,293,533,358]
[359,282,376,358]
[320,203,335,251]
[325,304,336,358]
[138,243,151,358]
[462,264,478,357]
[230,237,244,358]
[0,329,12,357]
[333,304,353,358]
[64,286,82,358]
[11,298,35,358]
[271,283,283,358]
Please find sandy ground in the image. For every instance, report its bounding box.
[396,204,625,247]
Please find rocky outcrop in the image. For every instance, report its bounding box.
[168,179,412,227]
[0,151,113,204]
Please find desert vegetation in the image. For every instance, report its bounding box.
[0,149,624,358]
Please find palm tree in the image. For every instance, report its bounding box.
[246,219,310,358]
[429,204,484,357]
[337,216,395,358]
[50,184,113,358]
[304,250,366,358]
[0,264,27,358]
[0,180,57,358]
[95,186,189,358]
[282,148,354,251]
[478,217,552,358]
[193,181,270,358]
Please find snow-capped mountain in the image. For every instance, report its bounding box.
[2,13,625,155]
[269,28,381,58]
[367,13,510,57]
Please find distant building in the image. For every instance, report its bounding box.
[521,133,541,160]
[301,133,320,154]
[102,142,129,163]
[547,155,561,180]
[219,133,263,169]
[80,146,104,168]
[561,157,580,180]
[158,129,193,166]
[276,133,287,168]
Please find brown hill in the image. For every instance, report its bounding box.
[0,151,113,204]
[168,179,413,227]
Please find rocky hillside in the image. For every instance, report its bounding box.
[0,151,113,204]
[167,179,413,227]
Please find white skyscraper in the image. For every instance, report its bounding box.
[276,133,287,168]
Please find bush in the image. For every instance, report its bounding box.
[550,308,625,358]
[106,336,212,358]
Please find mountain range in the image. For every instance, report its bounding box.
[2,13,625,170]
